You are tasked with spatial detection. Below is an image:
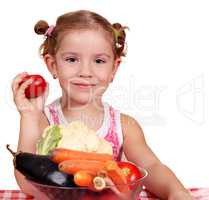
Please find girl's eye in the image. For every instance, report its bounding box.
[95,58,105,64]
[65,57,77,63]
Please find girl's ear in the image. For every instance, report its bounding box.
[43,54,57,78]
[111,57,121,82]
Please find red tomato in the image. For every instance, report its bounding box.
[20,74,46,98]
[117,161,142,189]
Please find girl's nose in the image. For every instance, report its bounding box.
[78,62,93,78]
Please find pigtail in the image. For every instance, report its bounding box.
[34,20,56,56]
[112,23,128,57]
[34,20,49,35]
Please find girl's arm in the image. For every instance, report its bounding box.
[11,72,49,197]
[14,113,49,196]
[121,114,194,200]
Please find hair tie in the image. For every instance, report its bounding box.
[44,25,55,37]
[112,25,128,45]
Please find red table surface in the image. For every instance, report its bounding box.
[0,188,209,200]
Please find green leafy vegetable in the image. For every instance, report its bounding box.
[36,125,62,155]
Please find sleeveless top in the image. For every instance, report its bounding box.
[44,98,124,161]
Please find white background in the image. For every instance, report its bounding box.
[0,0,209,190]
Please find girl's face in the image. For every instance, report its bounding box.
[46,29,120,105]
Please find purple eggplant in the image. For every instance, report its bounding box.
[6,144,76,187]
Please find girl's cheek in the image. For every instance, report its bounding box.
[60,77,73,88]
[96,70,112,83]
[99,75,112,84]
[59,79,72,93]
[57,67,78,80]
[58,72,72,80]
[94,74,112,94]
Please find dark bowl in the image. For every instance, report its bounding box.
[26,166,148,200]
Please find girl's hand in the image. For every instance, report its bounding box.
[169,191,195,200]
[12,72,49,117]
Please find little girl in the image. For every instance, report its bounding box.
[12,10,194,200]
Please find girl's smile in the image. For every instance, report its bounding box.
[71,82,96,90]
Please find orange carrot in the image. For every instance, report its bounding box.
[50,148,113,164]
[105,160,130,193]
[58,159,106,175]
[93,176,106,191]
[74,170,106,191]
[74,170,94,187]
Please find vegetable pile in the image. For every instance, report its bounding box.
[7,145,142,193]
[7,121,144,198]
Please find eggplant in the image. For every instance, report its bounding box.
[6,144,76,187]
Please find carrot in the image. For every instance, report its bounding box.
[74,170,94,187]
[58,159,106,175]
[74,170,106,191]
[50,148,113,164]
[104,160,130,193]
[93,176,106,191]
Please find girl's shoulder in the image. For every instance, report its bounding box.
[120,113,144,139]
[120,113,139,126]
[105,104,143,137]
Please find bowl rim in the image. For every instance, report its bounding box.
[26,166,148,190]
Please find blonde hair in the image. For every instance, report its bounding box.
[34,10,127,59]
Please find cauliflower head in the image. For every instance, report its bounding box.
[37,121,113,155]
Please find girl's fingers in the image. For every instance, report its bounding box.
[34,82,49,110]
[16,78,33,97]
[11,72,28,94]
[36,82,49,101]
[104,177,129,199]
[43,82,49,100]
[12,72,48,112]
